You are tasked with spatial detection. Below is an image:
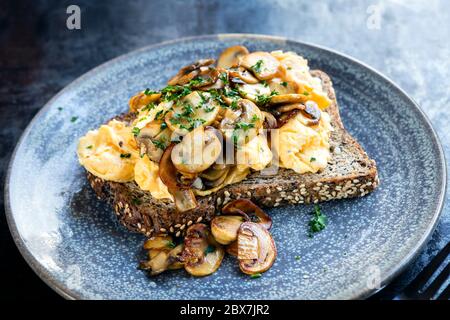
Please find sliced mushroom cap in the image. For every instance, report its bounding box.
[211,215,246,245]
[226,241,239,257]
[159,144,198,212]
[165,91,220,135]
[229,67,259,84]
[262,111,277,129]
[240,51,280,80]
[170,188,198,212]
[269,93,308,105]
[171,126,222,174]
[140,250,170,276]
[217,45,250,69]
[167,59,215,86]
[183,224,224,276]
[237,222,277,275]
[236,82,271,102]
[136,120,171,162]
[276,101,321,126]
[219,99,263,145]
[129,91,162,113]
[268,78,299,95]
[222,199,272,230]
[167,244,185,270]
[143,235,174,250]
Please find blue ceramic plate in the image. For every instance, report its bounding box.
[5,34,446,300]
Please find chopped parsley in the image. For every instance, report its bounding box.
[141,102,156,112]
[153,139,167,150]
[120,153,131,159]
[70,116,78,123]
[255,90,278,106]
[295,256,301,261]
[58,107,63,111]
[251,114,260,122]
[251,60,264,73]
[154,109,166,120]
[131,127,140,136]
[281,81,288,87]
[303,91,309,96]
[167,241,177,249]
[219,72,229,84]
[86,145,93,149]
[144,88,159,95]
[204,105,216,113]
[310,157,316,162]
[250,273,262,279]
[230,100,239,110]
[308,205,328,236]
[235,121,255,131]
[261,80,269,87]
[160,122,168,130]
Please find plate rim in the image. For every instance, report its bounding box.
[4,33,447,300]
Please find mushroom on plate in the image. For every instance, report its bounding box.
[135,120,171,162]
[165,91,220,135]
[182,224,224,276]
[222,199,272,230]
[219,99,263,145]
[239,51,280,80]
[171,126,223,175]
[217,45,249,69]
[211,215,247,245]
[237,222,277,275]
[167,59,215,86]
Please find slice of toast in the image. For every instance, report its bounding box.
[87,70,379,237]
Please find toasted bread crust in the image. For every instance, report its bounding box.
[86,70,379,237]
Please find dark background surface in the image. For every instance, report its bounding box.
[1,0,448,300]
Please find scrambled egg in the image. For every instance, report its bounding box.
[271,51,331,110]
[77,120,139,182]
[134,155,173,200]
[236,134,273,171]
[274,111,332,174]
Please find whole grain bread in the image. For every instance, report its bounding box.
[86,70,379,237]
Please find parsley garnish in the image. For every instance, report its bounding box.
[303,91,309,96]
[255,90,278,106]
[219,72,228,84]
[250,273,262,279]
[58,107,63,111]
[154,109,166,120]
[86,145,93,149]
[235,121,255,130]
[160,122,168,130]
[295,256,301,261]
[70,116,78,123]
[310,157,316,162]
[132,127,140,136]
[167,241,177,249]
[308,205,328,236]
[281,81,288,87]
[141,102,156,112]
[153,139,167,150]
[120,153,131,158]
[144,88,159,95]
[251,60,264,73]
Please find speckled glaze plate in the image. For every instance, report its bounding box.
[5,34,446,300]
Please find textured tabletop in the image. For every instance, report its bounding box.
[0,0,448,299]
